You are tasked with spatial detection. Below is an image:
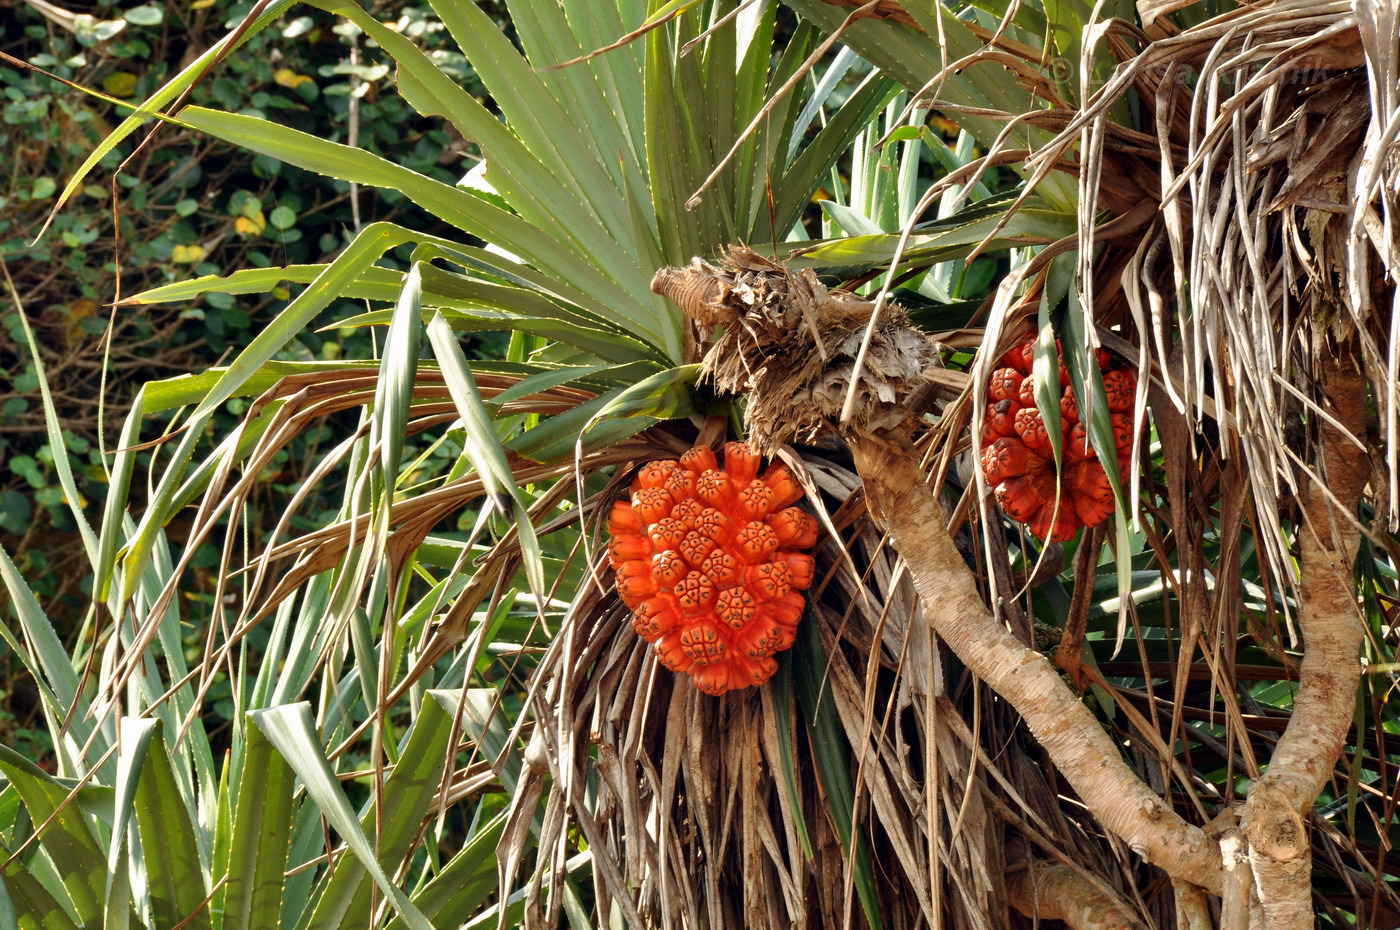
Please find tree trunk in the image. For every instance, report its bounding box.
[655,253,1377,927]
[1244,345,1370,926]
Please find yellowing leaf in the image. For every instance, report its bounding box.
[191,0,216,7]
[273,68,313,89]
[171,244,207,264]
[62,298,99,347]
[101,71,138,97]
[234,211,266,237]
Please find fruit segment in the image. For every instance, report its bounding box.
[981,334,1141,541]
[608,442,818,695]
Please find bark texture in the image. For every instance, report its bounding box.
[1245,348,1370,927]
[1007,860,1148,930]
[1215,824,1256,930]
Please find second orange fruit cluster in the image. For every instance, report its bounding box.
[980,335,1139,541]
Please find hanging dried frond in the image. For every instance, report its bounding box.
[654,249,1226,905]
[956,0,1397,919]
[993,0,1394,560]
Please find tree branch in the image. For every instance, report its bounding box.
[655,250,1226,895]
[849,431,1224,892]
[1007,860,1147,930]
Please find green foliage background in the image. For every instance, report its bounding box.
[0,1,484,592]
[0,0,492,753]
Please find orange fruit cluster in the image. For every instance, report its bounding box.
[607,442,819,695]
[979,335,1138,542]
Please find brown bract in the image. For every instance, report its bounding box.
[651,247,946,454]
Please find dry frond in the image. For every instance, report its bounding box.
[1003,0,1395,567]
[651,248,948,455]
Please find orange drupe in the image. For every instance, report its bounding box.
[980,335,1140,541]
[608,442,818,695]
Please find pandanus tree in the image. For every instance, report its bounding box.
[3,0,1400,928]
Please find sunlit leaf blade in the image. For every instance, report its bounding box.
[488,364,616,407]
[0,843,80,930]
[116,410,211,604]
[644,13,722,260]
[1033,296,1064,463]
[141,361,379,415]
[0,547,82,724]
[505,377,691,464]
[313,0,635,264]
[792,620,883,930]
[95,389,145,601]
[587,364,699,423]
[1062,286,1134,614]
[132,724,212,930]
[820,201,884,237]
[222,721,295,930]
[510,1,641,183]
[426,0,643,260]
[783,0,1078,210]
[770,658,815,860]
[788,45,860,160]
[6,280,98,562]
[332,289,660,365]
[185,220,417,422]
[427,313,546,597]
[0,748,106,928]
[381,812,508,930]
[174,108,658,342]
[769,62,899,242]
[41,0,295,232]
[249,705,435,930]
[312,0,650,301]
[376,265,425,492]
[789,194,1075,273]
[121,264,405,305]
[301,691,454,929]
[208,756,233,930]
[104,718,158,927]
